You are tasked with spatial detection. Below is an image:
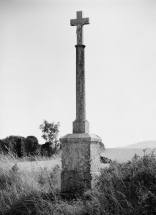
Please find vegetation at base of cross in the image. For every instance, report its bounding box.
[0,149,156,215]
[0,120,61,158]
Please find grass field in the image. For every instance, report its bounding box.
[0,149,156,215]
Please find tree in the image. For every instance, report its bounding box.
[25,136,40,156]
[0,136,26,157]
[39,120,60,154]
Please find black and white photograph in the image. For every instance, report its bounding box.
[0,0,156,214]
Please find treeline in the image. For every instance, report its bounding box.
[0,120,61,158]
[0,135,60,158]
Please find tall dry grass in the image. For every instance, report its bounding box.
[0,149,156,215]
[0,151,61,215]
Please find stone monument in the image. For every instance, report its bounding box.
[60,11,104,194]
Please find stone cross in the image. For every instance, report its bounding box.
[71,11,90,133]
[70,11,89,45]
[60,11,104,195]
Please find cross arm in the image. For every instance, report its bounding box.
[82,17,89,25]
[70,19,77,26]
[70,17,90,26]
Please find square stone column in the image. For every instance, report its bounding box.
[60,133,104,193]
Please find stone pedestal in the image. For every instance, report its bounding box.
[60,133,104,193]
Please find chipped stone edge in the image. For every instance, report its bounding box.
[60,133,102,142]
[60,133,105,151]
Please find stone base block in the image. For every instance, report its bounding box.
[60,133,105,193]
[73,120,89,133]
[61,170,101,193]
[61,171,91,193]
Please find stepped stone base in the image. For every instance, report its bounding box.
[60,133,104,193]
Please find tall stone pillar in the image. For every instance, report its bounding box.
[60,11,104,194]
[73,45,89,134]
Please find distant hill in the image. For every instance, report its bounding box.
[124,140,156,149]
[100,140,156,163]
[101,148,155,163]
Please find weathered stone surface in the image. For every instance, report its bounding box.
[60,133,104,193]
[60,133,102,142]
[73,45,90,133]
[61,171,91,193]
[73,120,89,133]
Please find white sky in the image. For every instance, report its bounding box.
[0,0,156,148]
